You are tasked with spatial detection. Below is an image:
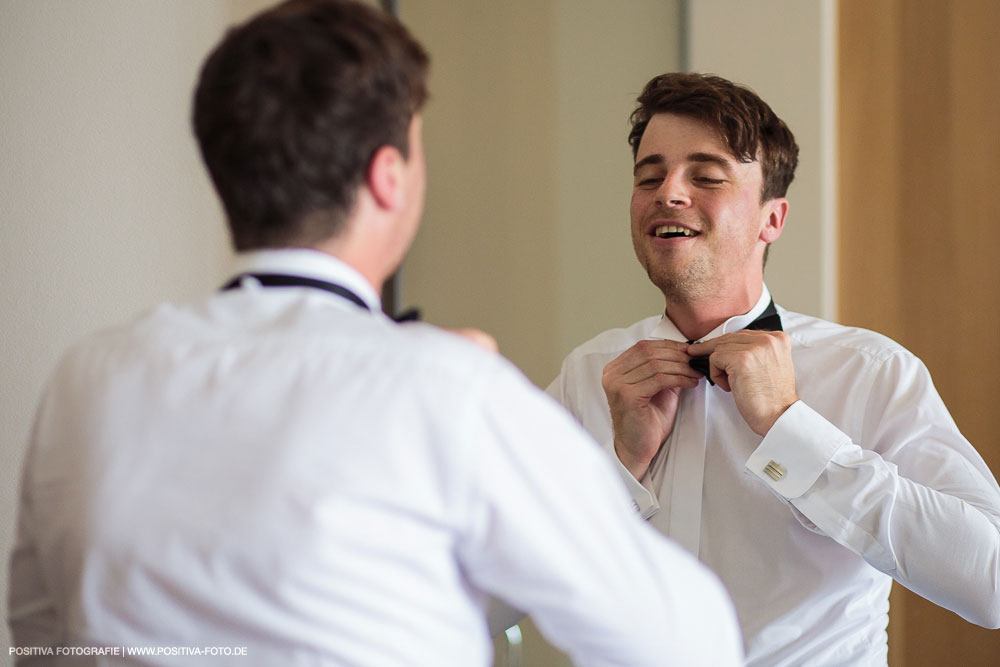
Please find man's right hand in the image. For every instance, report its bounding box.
[601,340,701,480]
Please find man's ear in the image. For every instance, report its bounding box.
[366,145,405,211]
[760,198,789,244]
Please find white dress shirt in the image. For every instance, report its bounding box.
[548,286,1000,666]
[9,249,743,667]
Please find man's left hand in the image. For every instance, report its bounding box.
[688,331,798,436]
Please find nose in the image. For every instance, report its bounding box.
[655,172,691,208]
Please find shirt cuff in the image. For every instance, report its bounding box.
[612,452,659,519]
[745,400,852,499]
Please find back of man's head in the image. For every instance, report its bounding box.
[193,0,429,252]
[628,72,799,203]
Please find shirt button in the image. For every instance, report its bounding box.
[763,460,786,481]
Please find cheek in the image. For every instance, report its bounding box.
[722,193,763,233]
[629,191,647,223]
[724,188,756,212]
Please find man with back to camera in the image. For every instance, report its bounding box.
[7,5,744,665]
[547,72,1000,666]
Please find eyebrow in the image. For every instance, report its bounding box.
[633,151,735,175]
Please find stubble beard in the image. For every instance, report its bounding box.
[633,212,718,305]
[635,225,764,306]
[645,257,716,304]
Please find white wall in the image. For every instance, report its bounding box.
[0,1,232,660]
[400,0,562,387]
[687,0,837,319]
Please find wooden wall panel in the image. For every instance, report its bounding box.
[839,1,1000,665]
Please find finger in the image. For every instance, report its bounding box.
[705,343,751,391]
[686,337,720,357]
[604,340,692,377]
[601,359,701,396]
[617,372,700,401]
[605,364,700,404]
[618,357,703,385]
[708,362,731,392]
[614,339,691,367]
[688,330,780,357]
[611,359,699,388]
[705,333,790,371]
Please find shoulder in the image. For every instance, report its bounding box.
[562,315,663,362]
[336,319,552,415]
[49,308,165,379]
[549,315,663,404]
[390,322,510,380]
[779,307,915,366]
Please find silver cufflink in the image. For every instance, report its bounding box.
[763,460,786,481]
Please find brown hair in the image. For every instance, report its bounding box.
[628,73,799,202]
[192,0,429,251]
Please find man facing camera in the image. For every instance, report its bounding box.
[8,4,741,666]
[549,72,1000,666]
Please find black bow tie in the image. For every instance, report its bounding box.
[687,299,782,384]
[221,273,421,323]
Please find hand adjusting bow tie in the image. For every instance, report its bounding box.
[221,274,421,323]
[687,299,782,385]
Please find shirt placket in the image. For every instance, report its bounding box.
[660,380,709,558]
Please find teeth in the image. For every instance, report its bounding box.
[655,225,697,238]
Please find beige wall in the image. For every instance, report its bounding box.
[551,0,678,368]
[400,1,561,386]
[402,0,675,388]
[687,0,837,319]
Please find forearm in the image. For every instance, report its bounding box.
[750,401,1000,627]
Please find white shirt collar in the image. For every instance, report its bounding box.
[647,285,773,342]
[229,249,382,312]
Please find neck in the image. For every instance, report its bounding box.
[665,281,764,341]
[311,227,393,297]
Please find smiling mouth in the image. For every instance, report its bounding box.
[653,225,699,239]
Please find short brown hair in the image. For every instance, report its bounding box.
[193,0,429,251]
[628,73,798,202]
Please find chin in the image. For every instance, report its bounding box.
[645,264,713,302]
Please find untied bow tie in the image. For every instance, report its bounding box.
[221,273,421,323]
[687,299,782,385]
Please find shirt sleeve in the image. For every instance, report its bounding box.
[746,351,1000,629]
[546,356,660,520]
[464,360,743,667]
